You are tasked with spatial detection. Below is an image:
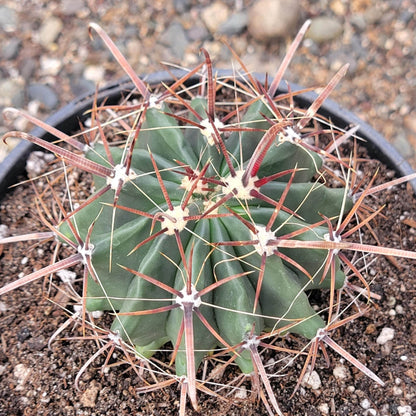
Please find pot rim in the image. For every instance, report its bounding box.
[1,68,415,197]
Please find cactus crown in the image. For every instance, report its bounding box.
[1,21,416,415]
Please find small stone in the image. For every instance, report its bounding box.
[14,364,31,390]
[70,77,95,97]
[38,16,64,49]
[397,405,413,416]
[317,403,329,414]
[27,336,46,351]
[40,57,63,76]
[376,327,395,345]
[306,17,343,43]
[0,224,9,239]
[301,369,321,390]
[248,0,301,41]
[0,6,18,32]
[160,21,189,59]
[17,327,31,343]
[173,0,191,13]
[187,24,210,42]
[0,79,24,107]
[393,131,414,158]
[61,0,85,15]
[218,11,248,36]
[28,83,59,110]
[1,38,21,60]
[0,301,7,313]
[201,2,230,34]
[361,398,371,409]
[80,380,101,407]
[234,385,247,399]
[83,65,105,83]
[26,151,56,177]
[333,364,350,380]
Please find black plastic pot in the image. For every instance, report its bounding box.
[1,69,415,198]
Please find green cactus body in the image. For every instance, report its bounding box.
[57,78,353,380]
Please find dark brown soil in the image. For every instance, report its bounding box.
[0,148,415,416]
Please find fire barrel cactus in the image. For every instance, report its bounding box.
[2,22,416,415]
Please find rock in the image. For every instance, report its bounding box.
[160,21,189,59]
[80,380,101,407]
[0,6,18,32]
[218,11,248,36]
[70,77,95,97]
[40,57,63,76]
[187,24,210,42]
[376,327,395,345]
[26,151,56,177]
[306,16,343,43]
[13,364,31,390]
[1,38,21,60]
[61,0,85,15]
[28,83,59,110]
[301,369,321,390]
[248,0,301,41]
[201,2,230,34]
[38,16,64,49]
[397,405,413,416]
[173,0,192,13]
[393,130,414,159]
[83,65,105,83]
[333,364,350,380]
[0,79,24,107]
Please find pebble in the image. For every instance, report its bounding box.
[1,38,21,60]
[0,6,18,32]
[26,151,56,177]
[201,2,230,34]
[27,83,59,110]
[317,403,329,414]
[218,11,248,36]
[38,16,64,49]
[13,364,31,390]
[173,0,192,13]
[80,381,101,407]
[0,79,25,107]
[397,405,413,416]
[248,0,301,41]
[301,369,321,390]
[61,0,85,15]
[160,21,189,59]
[0,224,9,239]
[376,327,395,345]
[306,16,343,43]
[394,130,415,158]
[361,398,371,409]
[333,364,350,380]
[40,57,63,76]
[70,77,95,97]
[83,65,105,83]
[57,269,77,284]
[187,24,210,42]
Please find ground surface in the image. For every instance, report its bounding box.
[0,144,415,416]
[0,0,415,166]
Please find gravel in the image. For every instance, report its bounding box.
[0,0,415,170]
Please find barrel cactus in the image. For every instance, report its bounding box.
[1,21,416,415]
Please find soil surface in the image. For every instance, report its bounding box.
[0,139,415,416]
